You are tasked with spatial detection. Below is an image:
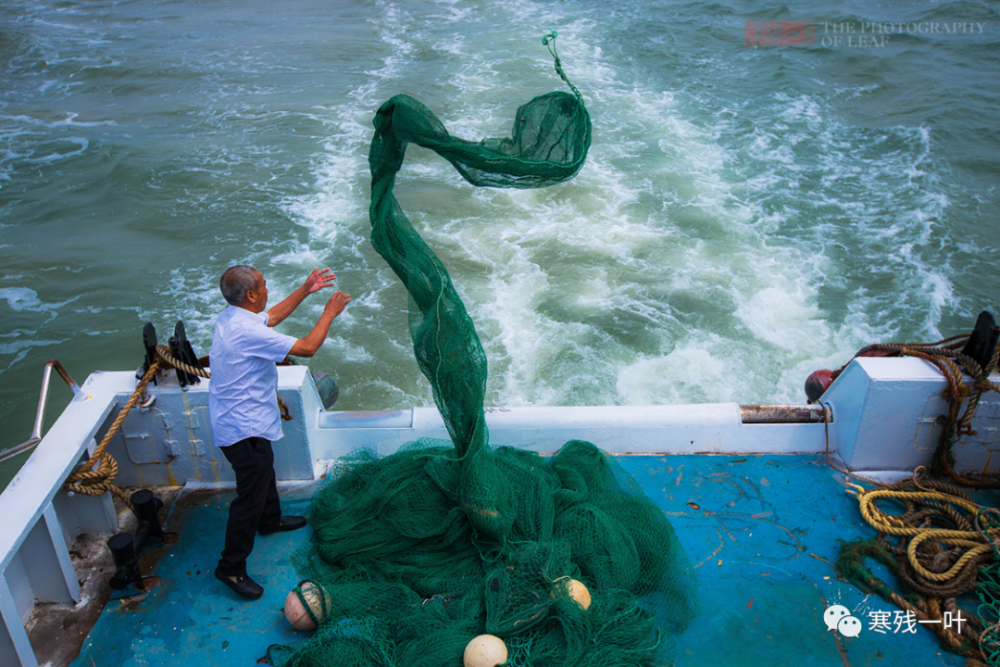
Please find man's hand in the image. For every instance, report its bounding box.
[268,267,339,327]
[289,291,352,358]
[302,267,337,295]
[324,291,351,318]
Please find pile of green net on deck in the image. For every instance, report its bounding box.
[268,39,699,667]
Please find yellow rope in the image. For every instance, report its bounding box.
[61,345,207,509]
[852,485,1000,583]
[155,343,211,379]
[63,360,163,509]
[906,533,991,583]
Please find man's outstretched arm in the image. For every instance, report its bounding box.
[289,291,351,357]
[267,267,337,327]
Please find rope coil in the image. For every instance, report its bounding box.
[61,345,209,510]
[62,360,162,509]
[850,482,998,584]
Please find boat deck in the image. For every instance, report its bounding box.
[70,454,981,666]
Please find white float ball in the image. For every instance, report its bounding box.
[284,580,327,631]
[464,634,508,667]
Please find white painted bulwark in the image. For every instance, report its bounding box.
[310,403,828,457]
[822,356,1000,473]
[0,367,125,667]
[0,371,122,574]
[110,369,831,465]
[43,359,1000,489]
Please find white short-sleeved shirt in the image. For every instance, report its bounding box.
[208,305,297,448]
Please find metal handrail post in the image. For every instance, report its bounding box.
[0,360,81,463]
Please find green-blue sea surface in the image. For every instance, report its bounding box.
[2,0,999,485]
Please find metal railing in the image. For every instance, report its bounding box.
[0,360,81,463]
[739,404,829,424]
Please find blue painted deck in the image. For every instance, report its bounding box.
[72,455,977,666]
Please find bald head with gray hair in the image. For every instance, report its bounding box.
[220,265,260,305]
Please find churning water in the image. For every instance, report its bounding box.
[2,0,999,482]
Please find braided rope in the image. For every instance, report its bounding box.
[854,486,1000,583]
[836,540,982,660]
[63,361,163,509]
[60,344,212,513]
[960,344,1000,435]
[155,344,211,379]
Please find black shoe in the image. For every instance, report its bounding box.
[215,568,263,600]
[257,515,307,536]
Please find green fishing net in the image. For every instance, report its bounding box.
[267,36,699,667]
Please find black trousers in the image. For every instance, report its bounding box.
[218,437,282,576]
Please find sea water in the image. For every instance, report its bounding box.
[2,0,998,485]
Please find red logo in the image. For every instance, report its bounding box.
[744,22,816,46]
